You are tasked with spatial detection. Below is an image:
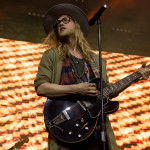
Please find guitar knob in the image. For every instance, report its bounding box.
[68,131,73,135]
[78,134,82,138]
[85,127,89,131]
[75,123,79,127]
[81,118,84,122]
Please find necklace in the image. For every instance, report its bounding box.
[68,54,86,79]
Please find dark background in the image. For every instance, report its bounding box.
[0,0,150,56]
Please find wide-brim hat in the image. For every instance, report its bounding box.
[43,3,90,37]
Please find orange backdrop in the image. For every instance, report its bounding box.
[0,38,150,150]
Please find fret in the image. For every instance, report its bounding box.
[117,81,125,87]
[103,87,111,97]
[131,72,141,79]
[103,88,108,96]
[120,80,124,86]
[113,83,118,89]
[132,72,137,79]
[103,90,107,97]
[112,82,123,91]
[126,76,132,81]
[114,79,127,89]
[114,80,124,88]
[110,85,116,92]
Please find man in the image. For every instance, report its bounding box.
[34,3,150,150]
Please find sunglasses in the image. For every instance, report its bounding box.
[54,16,73,27]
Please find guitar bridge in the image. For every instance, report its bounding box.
[77,101,86,111]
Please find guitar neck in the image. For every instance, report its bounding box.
[103,64,150,97]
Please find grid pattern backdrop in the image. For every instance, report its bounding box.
[0,38,150,150]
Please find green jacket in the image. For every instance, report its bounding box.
[34,48,118,150]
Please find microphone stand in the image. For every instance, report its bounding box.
[88,4,108,149]
[97,17,106,150]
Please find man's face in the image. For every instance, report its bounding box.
[55,15,75,39]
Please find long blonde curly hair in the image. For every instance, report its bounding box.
[42,20,91,61]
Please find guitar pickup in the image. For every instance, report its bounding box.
[77,101,87,111]
[62,108,71,120]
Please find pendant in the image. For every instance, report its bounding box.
[84,70,88,74]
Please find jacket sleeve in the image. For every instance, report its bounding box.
[34,50,53,91]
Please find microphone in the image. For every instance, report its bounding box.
[88,4,108,26]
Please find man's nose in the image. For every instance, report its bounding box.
[58,21,65,27]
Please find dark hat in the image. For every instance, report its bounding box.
[43,3,90,37]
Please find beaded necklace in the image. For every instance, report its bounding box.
[68,54,87,80]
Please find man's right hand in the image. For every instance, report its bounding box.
[76,82,98,97]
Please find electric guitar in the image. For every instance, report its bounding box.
[44,64,150,143]
[8,138,29,150]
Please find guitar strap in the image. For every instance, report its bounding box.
[89,52,100,79]
[89,52,108,88]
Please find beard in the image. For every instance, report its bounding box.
[58,28,75,40]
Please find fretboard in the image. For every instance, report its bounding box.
[103,64,150,97]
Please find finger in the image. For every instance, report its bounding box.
[88,89,98,96]
[91,83,96,87]
[83,82,91,88]
[139,68,150,80]
[145,70,150,78]
[141,62,146,68]
[87,92,98,97]
[139,69,145,79]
